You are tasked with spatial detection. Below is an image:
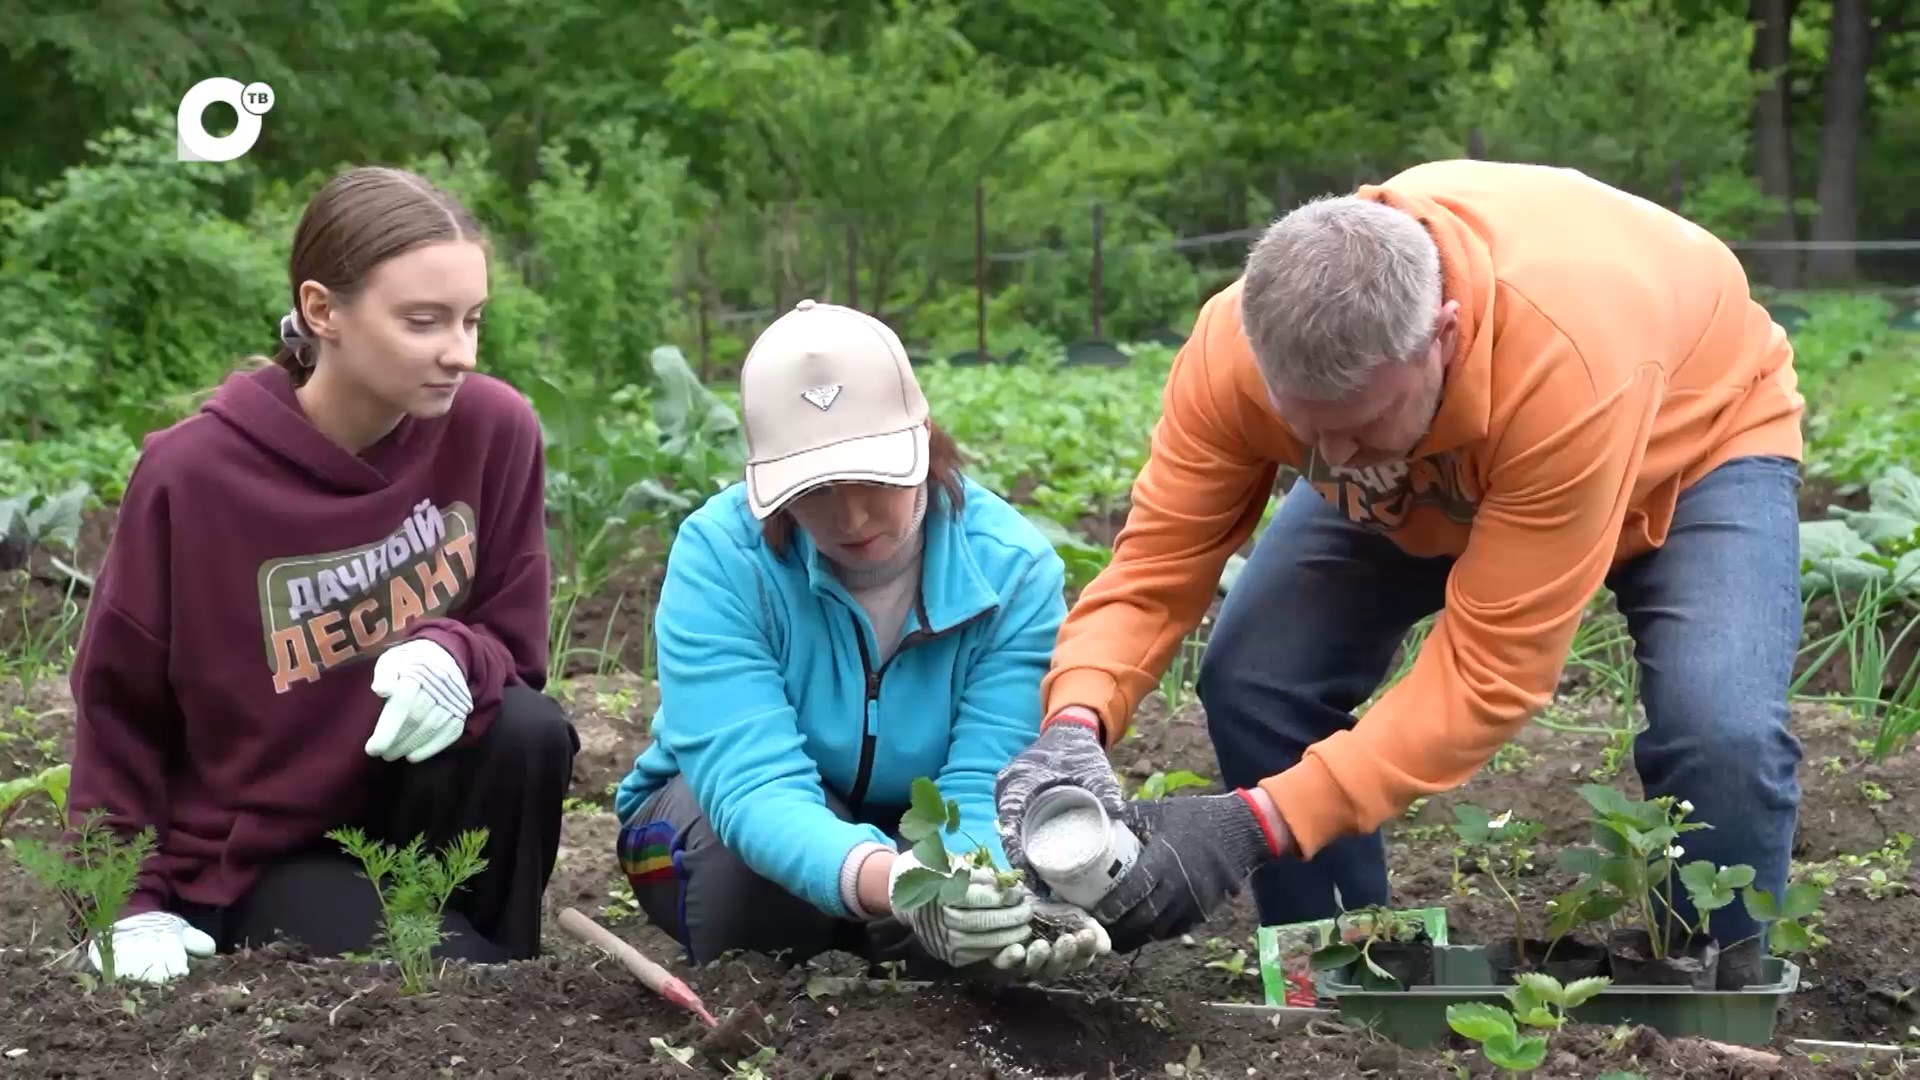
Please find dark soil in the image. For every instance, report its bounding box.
[552,534,668,680]
[1,945,1853,1079]
[5,481,1919,1076]
[9,670,1911,1076]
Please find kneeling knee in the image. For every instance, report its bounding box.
[493,685,579,772]
[1643,693,1801,786]
[1196,639,1257,721]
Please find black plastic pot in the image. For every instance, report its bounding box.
[1715,936,1767,990]
[1608,928,1719,989]
[1488,935,1610,985]
[1367,933,1435,987]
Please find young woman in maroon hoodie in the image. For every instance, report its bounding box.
[63,166,577,984]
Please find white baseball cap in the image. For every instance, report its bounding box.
[740,299,931,520]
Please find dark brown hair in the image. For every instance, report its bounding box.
[271,166,488,387]
[762,421,968,558]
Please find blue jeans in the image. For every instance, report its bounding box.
[1199,455,1805,948]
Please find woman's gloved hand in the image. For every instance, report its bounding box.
[365,639,472,763]
[992,897,1112,982]
[89,911,216,984]
[886,850,1033,968]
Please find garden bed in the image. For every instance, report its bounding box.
[3,944,1849,1079]
[4,670,1917,1076]
[4,469,1919,1075]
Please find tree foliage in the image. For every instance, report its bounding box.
[0,0,1910,437]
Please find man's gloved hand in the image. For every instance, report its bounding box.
[887,851,1033,968]
[1093,791,1285,954]
[993,898,1112,982]
[366,639,472,763]
[89,911,216,984]
[994,714,1126,875]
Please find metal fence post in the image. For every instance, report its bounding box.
[975,182,988,359]
[1090,201,1105,340]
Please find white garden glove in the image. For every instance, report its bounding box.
[995,898,1112,982]
[887,850,1033,968]
[88,911,216,984]
[366,639,472,763]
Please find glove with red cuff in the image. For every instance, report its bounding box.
[1091,790,1288,953]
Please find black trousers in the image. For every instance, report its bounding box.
[620,776,932,971]
[178,685,578,962]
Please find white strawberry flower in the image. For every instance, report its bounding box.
[1678,800,1694,814]
[1665,844,1685,859]
[1489,810,1513,831]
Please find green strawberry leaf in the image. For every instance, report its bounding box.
[1743,888,1781,921]
[1309,943,1361,971]
[1444,1002,1515,1043]
[1781,882,1824,919]
[1560,976,1611,1010]
[1771,919,1813,954]
[1485,1033,1549,1072]
[911,833,951,873]
[938,870,975,905]
[889,867,950,912]
[1512,1005,1560,1030]
[1451,804,1493,844]
[900,778,949,843]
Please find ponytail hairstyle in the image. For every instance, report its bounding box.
[270,167,488,387]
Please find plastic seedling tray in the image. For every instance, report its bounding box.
[1320,944,1801,1048]
[1256,907,1451,1008]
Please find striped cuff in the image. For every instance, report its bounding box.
[839,842,895,920]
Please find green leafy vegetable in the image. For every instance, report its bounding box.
[890,777,1021,914]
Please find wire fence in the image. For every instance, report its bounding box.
[681,185,1920,373]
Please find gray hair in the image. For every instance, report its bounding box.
[1240,195,1442,401]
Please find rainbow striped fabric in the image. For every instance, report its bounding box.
[618,819,680,884]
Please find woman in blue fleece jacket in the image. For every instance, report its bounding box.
[614,300,1109,980]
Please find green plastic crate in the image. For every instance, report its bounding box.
[1256,907,1451,1007]
[1322,944,1800,1047]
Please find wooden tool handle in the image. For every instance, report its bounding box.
[557,907,720,1027]
[558,906,676,990]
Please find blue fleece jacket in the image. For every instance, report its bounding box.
[614,476,1067,918]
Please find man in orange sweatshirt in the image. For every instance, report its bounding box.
[994,160,1806,969]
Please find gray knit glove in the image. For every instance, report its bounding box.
[1092,791,1277,953]
[994,720,1126,876]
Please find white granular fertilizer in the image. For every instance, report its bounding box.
[1026,804,1108,873]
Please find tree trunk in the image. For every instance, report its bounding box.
[1808,0,1874,284]
[1749,0,1800,288]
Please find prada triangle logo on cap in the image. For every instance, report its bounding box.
[801,383,842,411]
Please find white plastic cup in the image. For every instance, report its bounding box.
[1019,784,1142,909]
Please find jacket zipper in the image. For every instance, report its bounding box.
[846,626,882,813]
[842,601,989,816]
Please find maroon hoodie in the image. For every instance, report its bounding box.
[67,364,551,916]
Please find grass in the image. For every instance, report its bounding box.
[0,579,82,697]
[1795,576,1920,760]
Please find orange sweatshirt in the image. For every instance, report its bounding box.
[1043,160,1803,859]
